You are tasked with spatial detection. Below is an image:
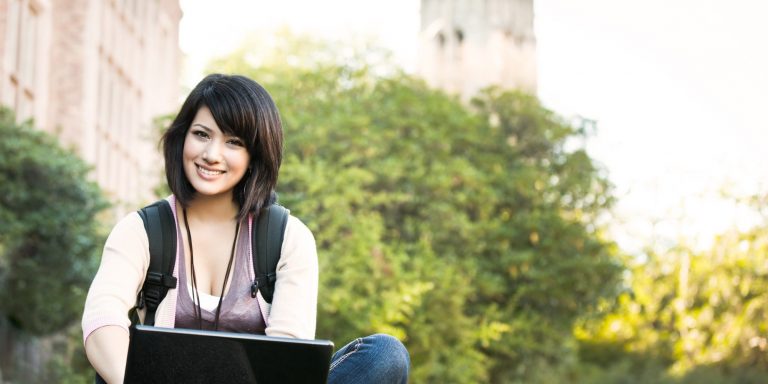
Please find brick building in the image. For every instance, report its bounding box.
[0,0,181,212]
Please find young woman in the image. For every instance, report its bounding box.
[82,74,410,383]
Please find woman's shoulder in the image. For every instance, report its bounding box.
[110,196,175,240]
[96,210,152,282]
[111,210,144,232]
[105,211,148,249]
[279,214,317,261]
[285,214,314,239]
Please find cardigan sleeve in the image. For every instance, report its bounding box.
[264,216,319,339]
[82,212,150,343]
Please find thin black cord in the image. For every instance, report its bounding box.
[214,222,239,330]
[183,208,240,330]
[182,208,203,329]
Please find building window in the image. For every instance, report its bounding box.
[455,28,464,44]
[6,0,43,123]
[436,32,446,49]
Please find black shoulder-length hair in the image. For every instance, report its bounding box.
[162,74,283,220]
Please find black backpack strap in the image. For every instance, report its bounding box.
[135,199,178,326]
[251,204,289,303]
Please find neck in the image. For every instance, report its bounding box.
[183,192,240,223]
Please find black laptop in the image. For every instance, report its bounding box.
[124,325,335,384]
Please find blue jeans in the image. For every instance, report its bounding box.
[328,334,410,384]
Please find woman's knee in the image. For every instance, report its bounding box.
[329,334,410,383]
[367,334,410,375]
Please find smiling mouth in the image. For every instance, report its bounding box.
[196,164,225,176]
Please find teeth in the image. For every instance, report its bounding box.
[197,165,224,176]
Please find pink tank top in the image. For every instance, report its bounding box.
[175,218,267,333]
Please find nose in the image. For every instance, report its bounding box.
[202,141,222,163]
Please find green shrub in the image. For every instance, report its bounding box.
[0,107,107,335]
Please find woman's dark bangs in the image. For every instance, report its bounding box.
[203,91,258,150]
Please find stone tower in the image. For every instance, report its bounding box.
[419,0,537,99]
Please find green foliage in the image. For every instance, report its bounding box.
[0,108,108,335]
[575,196,768,383]
[468,88,621,382]
[208,32,621,383]
[43,323,94,384]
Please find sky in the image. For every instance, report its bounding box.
[179,0,768,253]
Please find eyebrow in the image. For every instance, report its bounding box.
[191,123,241,140]
[191,123,212,132]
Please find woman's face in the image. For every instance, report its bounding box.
[182,106,251,199]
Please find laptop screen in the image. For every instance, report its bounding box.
[124,325,334,384]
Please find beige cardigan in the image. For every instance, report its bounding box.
[82,197,318,343]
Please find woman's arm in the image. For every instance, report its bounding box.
[265,216,319,339]
[85,326,130,383]
[82,212,149,382]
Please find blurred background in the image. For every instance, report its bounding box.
[1,0,767,382]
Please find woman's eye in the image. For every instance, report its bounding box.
[193,130,209,139]
[227,138,244,147]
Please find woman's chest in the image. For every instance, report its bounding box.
[180,223,242,296]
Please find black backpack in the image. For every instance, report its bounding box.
[132,199,289,326]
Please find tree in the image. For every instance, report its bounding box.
[206,32,621,383]
[0,107,107,334]
[575,195,768,383]
[0,108,107,383]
